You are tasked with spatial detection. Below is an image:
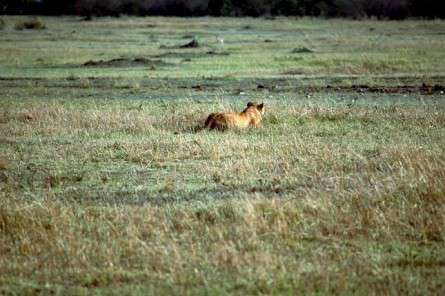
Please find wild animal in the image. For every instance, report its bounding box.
[204,102,265,131]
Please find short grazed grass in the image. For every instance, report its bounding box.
[0,16,444,295]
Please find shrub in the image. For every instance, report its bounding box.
[334,0,411,19]
[271,0,304,16]
[220,0,272,17]
[3,0,445,18]
[0,18,5,30]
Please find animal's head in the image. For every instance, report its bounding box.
[246,102,265,115]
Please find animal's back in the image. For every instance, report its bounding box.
[205,112,230,130]
[204,102,265,131]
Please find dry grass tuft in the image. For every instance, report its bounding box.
[1,104,207,137]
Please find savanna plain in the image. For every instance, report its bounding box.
[0,16,445,295]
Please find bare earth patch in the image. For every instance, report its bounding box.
[82,57,172,67]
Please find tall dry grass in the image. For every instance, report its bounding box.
[1,98,444,293]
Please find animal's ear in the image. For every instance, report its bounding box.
[247,101,254,107]
[257,103,264,110]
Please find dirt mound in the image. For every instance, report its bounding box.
[82,58,171,67]
[179,39,199,48]
[291,47,313,53]
[205,51,230,56]
[159,39,201,50]
[154,51,229,59]
[326,84,445,94]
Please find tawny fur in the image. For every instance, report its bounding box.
[204,102,265,131]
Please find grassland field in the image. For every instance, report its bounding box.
[0,16,445,295]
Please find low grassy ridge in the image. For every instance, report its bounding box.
[1,16,445,295]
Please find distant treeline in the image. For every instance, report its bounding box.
[2,0,444,19]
